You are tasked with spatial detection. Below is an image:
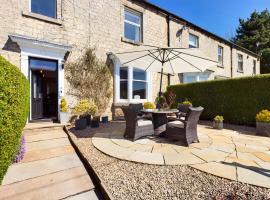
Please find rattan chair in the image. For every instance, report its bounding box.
[166,106,204,146]
[122,106,154,141]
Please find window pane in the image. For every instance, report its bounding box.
[31,0,56,18]
[120,67,128,79]
[124,22,140,42]
[189,34,198,48]
[133,68,146,80]
[133,81,146,99]
[120,81,128,99]
[125,11,140,24]
[30,58,57,71]
[185,76,197,83]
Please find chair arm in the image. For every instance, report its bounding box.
[176,112,186,118]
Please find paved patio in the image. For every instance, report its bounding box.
[0,125,100,200]
[92,122,270,189]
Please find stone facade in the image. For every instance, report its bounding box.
[0,0,260,120]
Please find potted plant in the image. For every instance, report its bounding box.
[256,109,270,137]
[143,102,156,109]
[178,100,192,113]
[101,116,109,123]
[213,115,224,130]
[59,97,70,124]
[73,99,98,130]
[91,116,100,128]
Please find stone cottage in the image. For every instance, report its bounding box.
[0,0,259,121]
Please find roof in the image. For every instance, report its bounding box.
[137,0,258,57]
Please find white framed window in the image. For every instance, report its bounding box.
[124,8,142,42]
[253,60,256,75]
[116,66,151,103]
[30,0,57,18]
[237,54,243,72]
[189,34,199,48]
[183,72,209,83]
[218,46,224,66]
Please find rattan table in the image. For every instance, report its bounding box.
[141,109,178,135]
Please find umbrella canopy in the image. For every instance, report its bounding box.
[108,45,218,97]
[111,45,218,74]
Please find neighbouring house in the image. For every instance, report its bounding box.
[0,0,260,121]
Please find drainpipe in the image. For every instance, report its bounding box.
[230,44,233,78]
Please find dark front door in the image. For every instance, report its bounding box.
[30,58,58,120]
[31,70,44,119]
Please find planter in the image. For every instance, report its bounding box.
[75,118,87,130]
[91,120,99,128]
[213,121,223,130]
[256,122,270,137]
[59,112,70,124]
[178,104,191,113]
[83,114,92,126]
[101,116,109,123]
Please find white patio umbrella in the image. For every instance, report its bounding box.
[109,44,218,97]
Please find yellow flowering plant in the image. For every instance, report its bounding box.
[143,102,156,109]
[72,99,98,116]
[256,109,270,124]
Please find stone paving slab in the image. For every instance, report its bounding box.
[191,162,237,181]
[0,167,93,200]
[91,123,270,188]
[65,190,100,200]
[26,138,71,151]
[2,154,82,185]
[21,145,75,163]
[0,124,99,200]
[25,132,67,142]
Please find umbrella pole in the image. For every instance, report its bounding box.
[159,64,164,99]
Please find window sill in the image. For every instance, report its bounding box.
[22,11,62,26]
[237,70,244,73]
[217,65,224,68]
[121,37,142,46]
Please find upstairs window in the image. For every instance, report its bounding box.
[218,46,224,66]
[189,34,199,48]
[124,8,142,42]
[237,54,243,72]
[31,0,56,18]
[253,60,256,74]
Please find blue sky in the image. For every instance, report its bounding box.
[149,0,269,40]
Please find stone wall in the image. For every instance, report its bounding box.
[0,0,260,120]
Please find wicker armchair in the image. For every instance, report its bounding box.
[122,106,154,141]
[129,103,152,120]
[166,106,204,146]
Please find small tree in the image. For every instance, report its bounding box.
[65,48,113,115]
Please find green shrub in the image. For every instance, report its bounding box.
[256,110,270,123]
[0,56,29,183]
[167,74,270,125]
[72,99,98,116]
[181,100,192,106]
[214,115,224,122]
[143,102,156,109]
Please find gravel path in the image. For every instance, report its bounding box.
[67,122,270,200]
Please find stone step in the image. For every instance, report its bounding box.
[65,190,100,200]
[21,145,75,163]
[25,132,67,142]
[2,154,82,185]
[23,127,64,135]
[0,167,94,200]
[26,138,71,151]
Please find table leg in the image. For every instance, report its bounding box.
[152,113,167,136]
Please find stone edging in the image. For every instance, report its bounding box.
[63,126,114,200]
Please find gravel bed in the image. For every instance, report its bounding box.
[67,122,270,200]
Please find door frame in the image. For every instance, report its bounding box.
[29,57,59,121]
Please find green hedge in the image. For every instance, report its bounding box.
[0,56,29,184]
[167,74,270,126]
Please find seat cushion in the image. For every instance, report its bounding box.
[137,119,152,127]
[167,121,184,128]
